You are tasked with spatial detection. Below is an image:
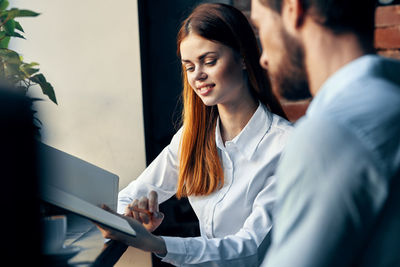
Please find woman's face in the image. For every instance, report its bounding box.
[180,33,247,107]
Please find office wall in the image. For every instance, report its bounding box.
[10,0,146,190]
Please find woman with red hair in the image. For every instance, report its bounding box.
[98,3,292,266]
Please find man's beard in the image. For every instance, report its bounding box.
[271,27,311,101]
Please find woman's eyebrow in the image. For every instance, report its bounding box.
[181,51,218,63]
[198,51,217,60]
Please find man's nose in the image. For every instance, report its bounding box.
[259,52,268,70]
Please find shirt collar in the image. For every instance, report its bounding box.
[215,102,273,160]
[307,54,386,117]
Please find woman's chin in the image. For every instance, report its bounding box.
[200,99,216,107]
[198,96,216,106]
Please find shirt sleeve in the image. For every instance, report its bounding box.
[160,173,276,267]
[261,117,388,267]
[117,128,183,214]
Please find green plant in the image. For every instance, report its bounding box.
[0,0,57,104]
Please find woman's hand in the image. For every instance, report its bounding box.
[96,205,167,256]
[124,190,164,232]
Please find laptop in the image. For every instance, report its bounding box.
[37,142,122,241]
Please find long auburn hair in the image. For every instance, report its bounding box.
[176,3,286,198]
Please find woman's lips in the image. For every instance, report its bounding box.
[197,84,215,96]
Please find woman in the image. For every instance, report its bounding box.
[98,3,292,266]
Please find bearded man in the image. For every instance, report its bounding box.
[251,0,400,266]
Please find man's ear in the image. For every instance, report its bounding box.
[282,0,306,33]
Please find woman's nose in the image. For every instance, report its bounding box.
[194,69,207,81]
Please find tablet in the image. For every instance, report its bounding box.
[40,184,136,237]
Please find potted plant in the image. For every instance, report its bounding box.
[0,0,57,105]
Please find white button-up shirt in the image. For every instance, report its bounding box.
[118,103,292,266]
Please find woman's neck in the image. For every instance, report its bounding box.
[218,97,258,143]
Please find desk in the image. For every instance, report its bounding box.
[57,214,151,267]
[64,218,105,266]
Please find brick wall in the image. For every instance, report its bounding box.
[232,2,400,121]
[375,5,400,59]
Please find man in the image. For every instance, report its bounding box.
[251,0,400,266]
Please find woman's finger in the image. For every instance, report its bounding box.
[94,220,116,240]
[138,196,150,224]
[128,199,141,222]
[148,191,159,213]
[124,205,131,217]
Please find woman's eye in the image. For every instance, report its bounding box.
[185,66,194,72]
[205,59,217,66]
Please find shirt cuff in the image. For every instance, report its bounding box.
[156,236,187,266]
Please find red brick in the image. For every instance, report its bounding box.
[375,5,400,28]
[377,49,400,60]
[375,26,400,49]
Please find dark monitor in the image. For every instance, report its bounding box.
[0,86,42,264]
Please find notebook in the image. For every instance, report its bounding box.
[37,142,119,210]
[40,184,136,237]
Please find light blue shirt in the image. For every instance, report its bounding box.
[261,55,400,267]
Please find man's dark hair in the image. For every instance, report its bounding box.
[259,0,377,52]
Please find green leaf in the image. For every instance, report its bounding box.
[1,9,40,23]
[6,9,40,19]
[30,73,57,104]
[3,18,14,34]
[23,62,39,67]
[4,63,22,80]
[0,10,9,20]
[0,0,9,11]
[6,31,24,39]
[14,20,24,32]
[20,62,39,77]
[17,9,40,17]
[0,48,21,64]
[0,48,24,82]
[0,35,10,48]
